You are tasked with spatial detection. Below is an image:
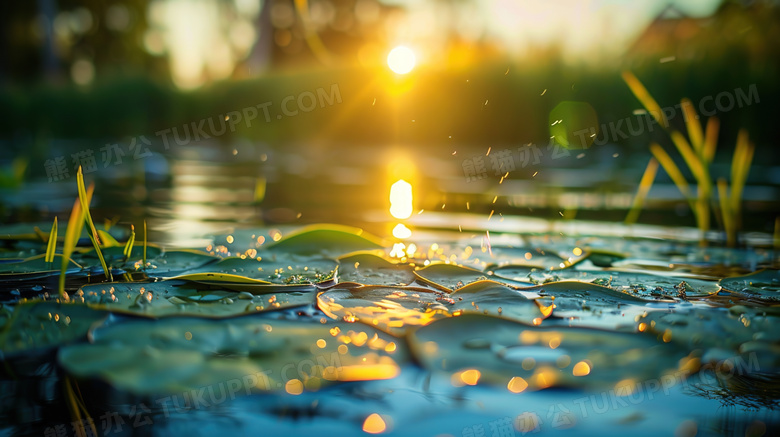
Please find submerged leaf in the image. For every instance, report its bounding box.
[59,316,406,396]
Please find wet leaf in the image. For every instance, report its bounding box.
[59,316,405,396]
[337,253,415,286]
[266,225,384,256]
[78,281,316,318]
[0,300,106,357]
[720,269,780,301]
[409,313,687,391]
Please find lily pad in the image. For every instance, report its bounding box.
[493,267,720,299]
[0,300,106,358]
[337,253,415,286]
[0,254,82,280]
[451,281,549,324]
[139,249,220,274]
[720,269,780,301]
[317,285,450,333]
[409,313,688,391]
[78,281,316,318]
[58,315,406,396]
[414,263,491,291]
[266,225,384,256]
[162,256,338,288]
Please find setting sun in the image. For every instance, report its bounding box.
[387,46,416,74]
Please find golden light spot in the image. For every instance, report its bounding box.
[614,378,637,396]
[316,339,327,348]
[363,413,387,434]
[459,369,481,385]
[285,379,303,395]
[663,329,673,342]
[385,342,397,353]
[519,331,539,344]
[548,336,561,349]
[524,252,533,260]
[330,326,341,337]
[226,235,234,244]
[532,367,558,389]
[572,247,583,256]
[338,344,349,354]
[507,377,528,393]
[392,224,412,239]
[532,317,543,326]
[638,322,647,332]
[389,179,413,219]
[572,361,591,376]
[184,331,193,341]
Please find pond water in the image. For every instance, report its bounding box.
[1,215,779,436]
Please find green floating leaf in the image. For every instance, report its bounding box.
[318,281,548,334]
[414,263,531,292]
[142,249,219,275]
[59,316,406,396]
[164,256,337,289]
[492,267,720,299]
[318,285,450,334]
[414,264,491,291]
[720,269,780,302]
[0,254,82,279]
[266,225,384,256]
[337,253,415,286]
[409,313,688,392]
[452,281,549,324]
[78,281,315,318]
[0,300,107,358]
[516,281,653,330]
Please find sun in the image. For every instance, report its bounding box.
[387,46,416,75]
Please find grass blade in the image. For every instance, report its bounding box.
[649,143,694,204]
[77,166,112,281]
[717,178,735,247]
[681,98,703,154]
[669,131,707,185]
[622,71,667,127]
[625,158,658,225]
[143,220,148,267]
[123,225,136,260]
[703,117,720,163]
[45,217,58,265]
[59,185,92,299]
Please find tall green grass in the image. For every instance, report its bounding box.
[623,72,754,246]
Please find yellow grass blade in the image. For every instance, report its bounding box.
[649,143,693,203]
[96,230,120,247]
[625,158,659,225]
[703,117,720,163]
[45,217,58,264]
[143,220,148,267]
[59,185,93,298]
[681,99,704,154]
[717,178,735,247]
[670,131,707,185]
[622,71,667,127]
[77,167,112,280]
[730,133,754,230]
[123,225,136,259]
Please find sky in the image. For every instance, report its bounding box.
[150,0,723,88]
